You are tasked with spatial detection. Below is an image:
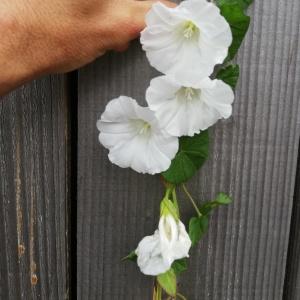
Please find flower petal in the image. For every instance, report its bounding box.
[136,230,171,276]
[159,215,178,244]
[136,216,191,276]
[200,78,234,118]
[141,0,232,84]
[146,76,234,137]
[172,221,192,260]
[145,2,182,28]
[159,215,191,266]
[97,96,179,174]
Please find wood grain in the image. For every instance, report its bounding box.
[0,76,70,299]
[283,152,300,300]
[77,0,300,299]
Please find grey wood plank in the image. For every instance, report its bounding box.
[283,151,300,300]
[77,0,300,298]
[0,76,70,300]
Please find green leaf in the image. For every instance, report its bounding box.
[188,194,233,246]
[216,0,253,10]
[121,251,137,262]
[216,64,240,89]
[199,193,233,215]
[157,269,177,296]
[219,3,250,60]
[162,131,209,185]
[199,203,218,216]
[189,215,209,246]
[172,258,188,275]
[215,192,233,204]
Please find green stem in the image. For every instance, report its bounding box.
[172,188,180,218]
[155,281,162,300]
[165,187,172,199]
[177,292,187,300]
[182,184,202,217]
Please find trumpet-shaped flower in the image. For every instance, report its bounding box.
[146,75,234,137]
[136,215,192,276]
[135,230,170,276]
[140,0,232,86]
[97,96,179,174]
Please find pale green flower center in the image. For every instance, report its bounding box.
[176,87,201,102]
[182,21,199,39]
[130,119,152,136]
[139,122,151,135]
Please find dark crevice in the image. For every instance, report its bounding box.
[282,137,300,299]
[65,71,78,300]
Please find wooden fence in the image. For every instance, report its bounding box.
[1,0,300,299]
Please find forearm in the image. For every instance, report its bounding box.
[0,3,37,95]
[0,0,175,97]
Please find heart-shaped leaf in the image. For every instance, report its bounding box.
[172,258,188,275]
[216,64,240,89]
[216,0,253,10]
[219,3,251,60]
[162,131,209,185]
[189,215,209,246]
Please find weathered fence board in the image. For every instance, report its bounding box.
[283,153,300,299]
[77,0,300,299]
[0,76,70,299]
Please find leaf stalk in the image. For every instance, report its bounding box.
[182,184,202,217]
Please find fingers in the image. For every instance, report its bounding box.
[105,0,176,52]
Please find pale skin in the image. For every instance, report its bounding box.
[0,0,175,96]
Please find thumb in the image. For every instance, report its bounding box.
[108,0,176,52]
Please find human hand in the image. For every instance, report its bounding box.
[0,0,175,95]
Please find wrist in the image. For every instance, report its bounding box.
[0,3,43,94]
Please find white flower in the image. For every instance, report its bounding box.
[97,96,179,174]
[135,230,170,276]
[136,215,192,276]
[146,75,234,137]
[159,215,191,265]
[140,0,232,86]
